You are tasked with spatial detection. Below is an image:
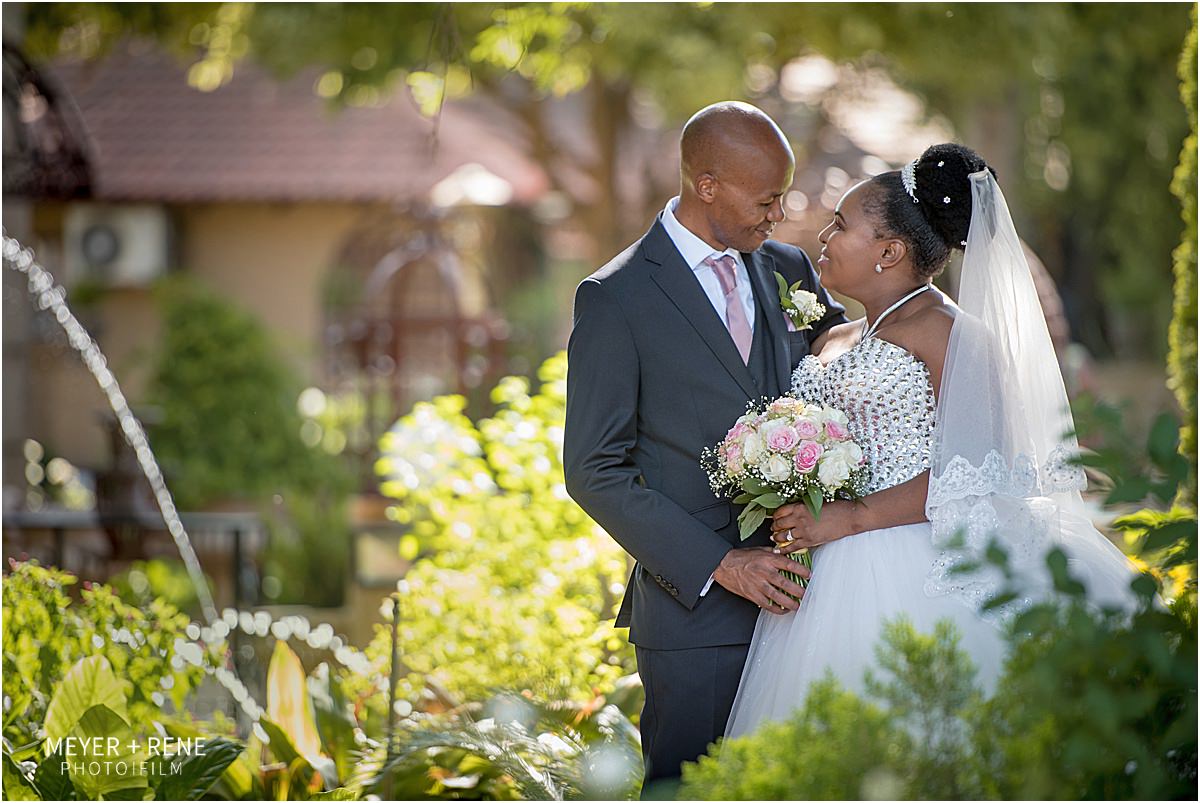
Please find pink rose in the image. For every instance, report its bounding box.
[724,443,744,473]
[795,419,820,439]
[766,425,800,453]
[727,422,749,443]
[825,420,850,441]
[794,440,824,472]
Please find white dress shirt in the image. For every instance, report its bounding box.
[661,197,757,331]
[661,197,756,598]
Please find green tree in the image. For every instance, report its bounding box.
[23,2,1191,357]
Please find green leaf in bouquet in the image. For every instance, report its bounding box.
[742,477,768,496]
[805,486,824,520]
[732,492,754,505]
[738,504,768,540]
[755,492,783,509]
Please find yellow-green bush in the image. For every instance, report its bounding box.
[373,354,636,704]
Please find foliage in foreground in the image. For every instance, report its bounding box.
[682,404,1198,801]
[682,581,1197,800]
[1,558,643,801]
[372,353,636,704]
[1,562,216,750]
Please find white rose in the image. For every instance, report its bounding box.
[817,451,852,488]
[833,441,863,466]
[761,453,793,483]
[805,404,829,426]
[790,289,818,309]
[824,408,850,429]
[742,433,765,463]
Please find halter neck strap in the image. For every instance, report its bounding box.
[862,284,932,340]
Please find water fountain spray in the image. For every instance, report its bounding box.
[3,230,218,624]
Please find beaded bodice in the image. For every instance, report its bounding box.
[791,337,936,495]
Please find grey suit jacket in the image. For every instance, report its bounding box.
[563,217,846,649]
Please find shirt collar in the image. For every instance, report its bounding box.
[661,197,741,272]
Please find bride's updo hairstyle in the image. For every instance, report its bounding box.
[862,143,994,279]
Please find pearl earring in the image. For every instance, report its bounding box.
[874,264,883,274]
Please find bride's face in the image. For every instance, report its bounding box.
[815,181,881,295]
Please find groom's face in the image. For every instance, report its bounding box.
[708,146,794,253]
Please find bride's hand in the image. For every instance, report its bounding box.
[770,502,850,553]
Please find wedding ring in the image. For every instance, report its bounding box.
[786,530,794,542]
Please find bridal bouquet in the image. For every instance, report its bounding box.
[701,396,871,586]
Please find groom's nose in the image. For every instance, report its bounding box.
[766,197,785,224]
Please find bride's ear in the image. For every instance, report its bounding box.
[878,239,907,270]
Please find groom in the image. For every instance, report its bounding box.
[564,102,845,792]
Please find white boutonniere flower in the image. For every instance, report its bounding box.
[774,272,825,331]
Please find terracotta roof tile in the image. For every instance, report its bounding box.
[47,47,549,204]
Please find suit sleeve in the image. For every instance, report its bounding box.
[564,278,733,610]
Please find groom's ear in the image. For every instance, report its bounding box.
[695,172,718,203]
[879,238,907,269]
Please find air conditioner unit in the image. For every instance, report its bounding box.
[64,204,173,287]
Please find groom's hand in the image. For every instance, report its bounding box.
[712,547,808,613]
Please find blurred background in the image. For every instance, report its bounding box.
[1,3,1195,799]
[3,0,1190,635]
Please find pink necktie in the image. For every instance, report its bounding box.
[707,254,752,364]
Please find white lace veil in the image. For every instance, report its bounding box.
[924,169,1137,619]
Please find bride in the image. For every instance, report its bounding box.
[724,143,1140,738]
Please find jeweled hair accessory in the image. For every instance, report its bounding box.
[901,159,919,203]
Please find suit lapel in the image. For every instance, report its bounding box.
[644,223,759,399]
[743,248,794,397]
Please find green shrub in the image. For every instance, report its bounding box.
[149,278,352,606]
[1168,7,1198,504]
[682,586,1196,800]
[2,562,216,748]
[372,353,636,705]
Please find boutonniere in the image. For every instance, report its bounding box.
[774,272,825,331]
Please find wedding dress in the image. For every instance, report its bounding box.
[724,333,1010,738]
[724,170,1139,739]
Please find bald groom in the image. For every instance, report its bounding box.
[564,102,846,793]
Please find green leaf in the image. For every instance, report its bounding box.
[151,737,243,801]
[774,271,789,297]
[805,486,824,520]
[1129,572,1160,602]
[43,656,127,755]
[755,492,783,509]
[311,788,360,801]
[309,664,359,782]
[1104,477,1152,505]
[981,591,1019,611]
[33,744,76,801]
[1146,412,1181,467]
[3,749,41,801]
[738,504,768,540]
[1139,518,1197,554]
[732,492,754,505]
[741,476,768,496]
[67,705,148,799]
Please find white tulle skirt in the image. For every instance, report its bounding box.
[724,521,1007,740]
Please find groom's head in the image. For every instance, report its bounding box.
[677,102,795,253]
